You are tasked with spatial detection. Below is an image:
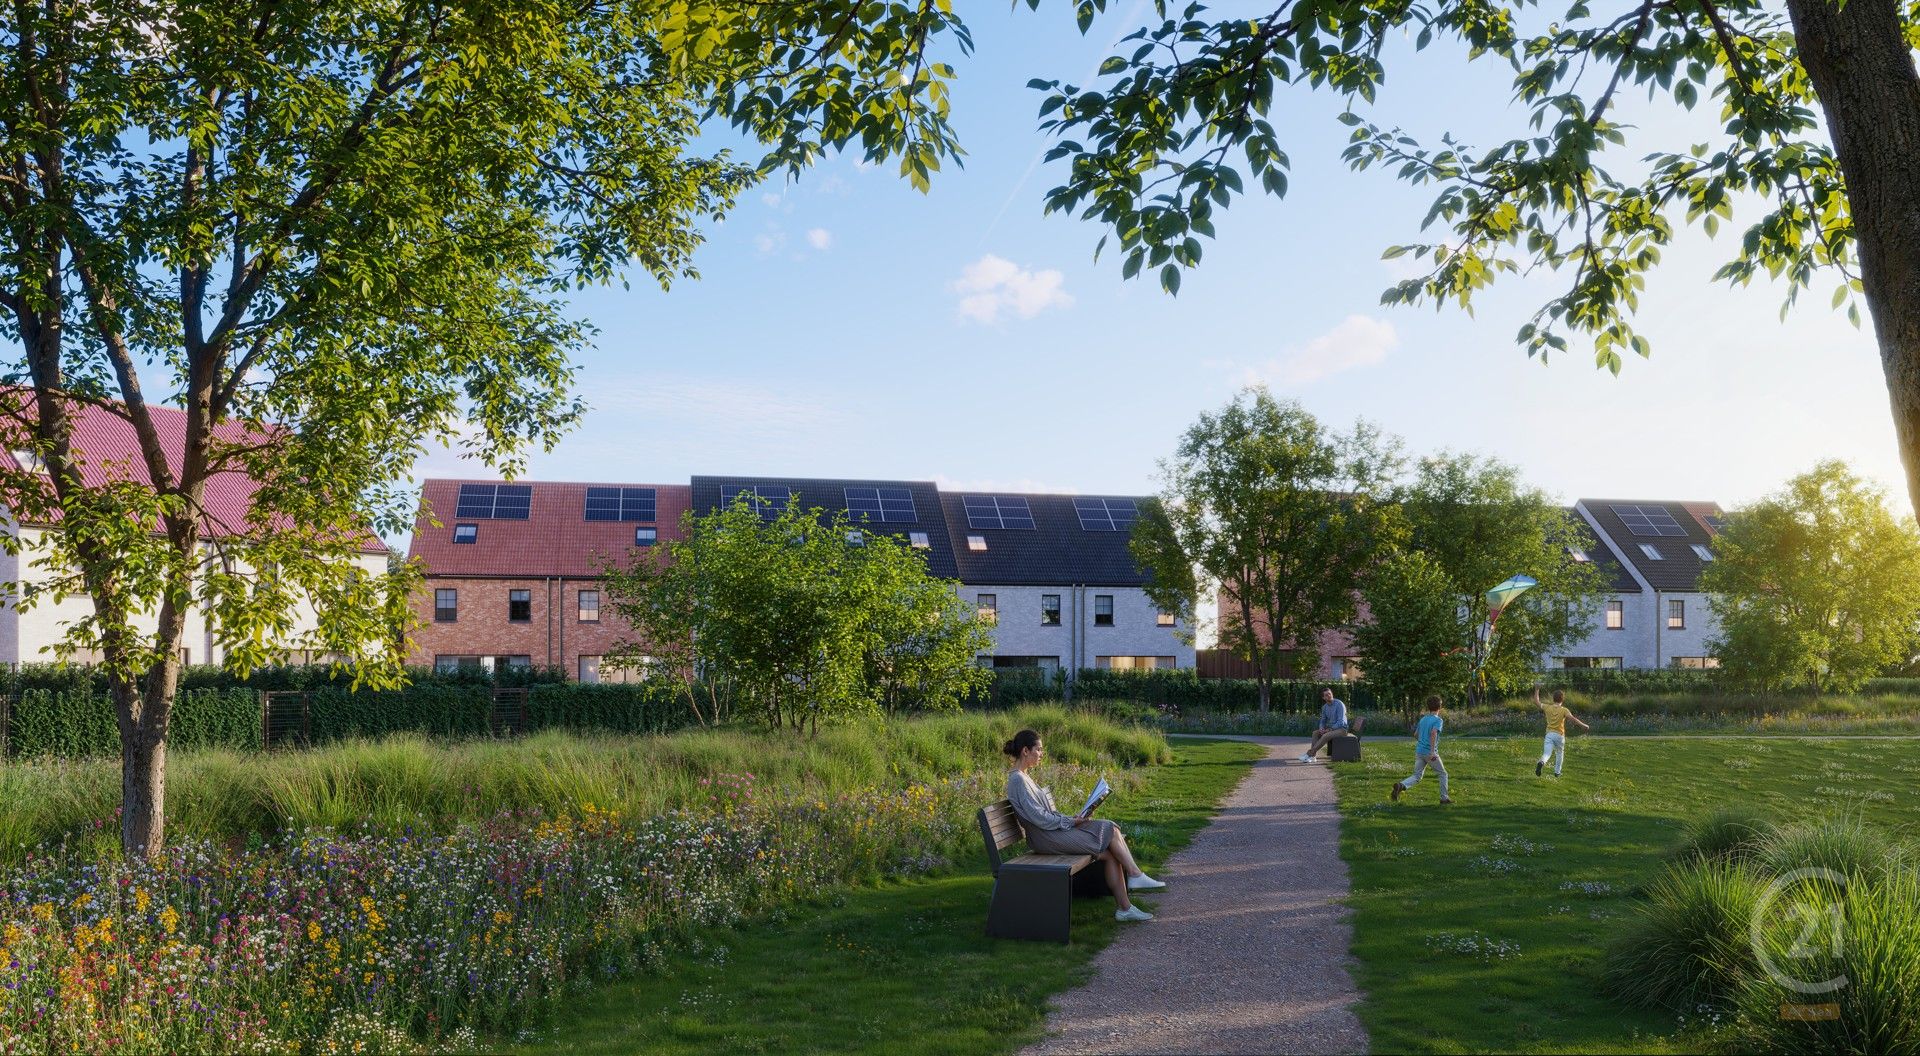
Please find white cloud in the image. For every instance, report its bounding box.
[806,227,833,250]
[761,191,784,208]
[1240,315,1398,388]
[950,254,1073,324]
[753,230,785,255]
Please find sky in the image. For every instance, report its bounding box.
[406,5,1906,552]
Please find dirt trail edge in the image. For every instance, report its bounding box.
[1023,737,1369,1056]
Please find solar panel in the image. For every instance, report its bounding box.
[584,487,657,522]
[1703,514,1728,534]
[454,483,532,520]
[962,495,1035,530]
[1610,503,1686,537]
[844,486,917,523]
[721,485,791,520]
[1074,497,1140,531]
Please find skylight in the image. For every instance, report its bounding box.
[1639,543,1664,560]
[1691,544,1713,562]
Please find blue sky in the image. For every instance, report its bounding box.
[409,5,1904,542]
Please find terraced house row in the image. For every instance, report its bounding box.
[405,475,1194,681]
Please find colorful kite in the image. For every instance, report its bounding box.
[1473,574,1538,677]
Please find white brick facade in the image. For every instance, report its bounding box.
[961,584,1193,671]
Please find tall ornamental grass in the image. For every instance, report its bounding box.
[0,705,1165,864]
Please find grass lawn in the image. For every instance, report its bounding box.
[1331,733,1920,1054]
[514,737,1266,1056]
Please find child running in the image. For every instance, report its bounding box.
[1390,695,1450,804]
[1533,686,1590,777]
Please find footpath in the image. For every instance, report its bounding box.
[1023,737,1369,1055]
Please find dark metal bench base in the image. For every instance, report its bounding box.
[1328,733,1362,762]
[985,854,1107,943]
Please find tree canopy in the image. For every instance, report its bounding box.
[1703,461,1920,693]
[0,0,971,856]
[1026,0,1920,514]
[602,496,992,733]
[1132,387,1402,711]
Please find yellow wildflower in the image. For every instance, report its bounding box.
[158,906,179,935]
[133,888,151,914]
[31,903,54,923]
[492,910,513,926]
[308,921,323,942]
[71,893,92,910]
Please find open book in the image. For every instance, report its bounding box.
[1078,778,1112,819]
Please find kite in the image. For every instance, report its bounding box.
[1473,574,1538,676]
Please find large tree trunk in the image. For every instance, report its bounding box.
[1788,0,1920,516]
[119,704,167,860]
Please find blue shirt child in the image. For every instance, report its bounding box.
[1415,712,1444,755]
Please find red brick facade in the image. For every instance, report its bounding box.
[406,574,652,680]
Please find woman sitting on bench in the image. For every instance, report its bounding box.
[1003,729,1165,922]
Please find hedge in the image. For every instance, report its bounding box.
[2,681,696,759]
[970,668,1375,713]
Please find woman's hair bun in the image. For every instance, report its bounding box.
[1003,729,1041,758]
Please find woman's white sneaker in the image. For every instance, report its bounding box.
[1126,873,1167,891]
[1115,906,1155,922]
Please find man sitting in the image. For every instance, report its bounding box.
[1299,687,1349,762]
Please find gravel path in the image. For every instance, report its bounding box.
[1022,738,1368,1056]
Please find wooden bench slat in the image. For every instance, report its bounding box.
[1003,853,1095,872]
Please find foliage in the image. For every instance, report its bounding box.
[1133,387,1402,711]
[1397,452,1608,697]
[1705,461,1920,693]
[1604,857,1766,1013]
[1349,549,1470,708]
[0,0,972,857]
[604,497,991,732]
[6,689,261,758]
[1678,807,1776,863]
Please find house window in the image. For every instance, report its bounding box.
[434,655,484,673]
[1156,611,1176,627]
[1094,595,1114,626]
[634,527,657,546]
[1673,656,1721,669]
[495,655,532,671]
[453,524,478,544]
[1668,599,1686,629]
[977,593,998,624]
[909,531,930,549]
[967,535,987,551]
[435,588,458,623]
[1690,544,1714,561]
[1567,547,1590,563]
[1098,656,1174,671]
[845,530,865,546]
[1639,543,1664,560]
[508,589,531,622]
[578,590,600,623]
[1041,594,1061,626]
[1558,656,1624,669]
[1605,600,1624,630]
[580,655,647,684]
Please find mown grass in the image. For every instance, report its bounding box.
[0,706,1167,864]
[512,737,1267,1056]
[1329,734,1920,1053]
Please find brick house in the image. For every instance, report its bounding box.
[404,479,690,679]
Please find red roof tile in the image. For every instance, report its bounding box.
[0,394,387,554]
[408,479,689,578]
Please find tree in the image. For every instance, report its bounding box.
[1132,387,1402,712]
[0,1,970,857]
[1703,461,1920,693]
[603,497,991,733]
[1025,0,1920,518]
[1348,549,1469,708]
[1398,453,1607,698]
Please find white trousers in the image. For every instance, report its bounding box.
[1402,751,1448,796]
[1539,732,1566,775]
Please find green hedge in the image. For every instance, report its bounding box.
[2,682,695,759]
[969,668,1374,713]
[0,662,569,698]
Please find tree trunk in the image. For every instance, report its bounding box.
[120,722,167,859]
[1787,0,1920,517]
[1256,673,1271,714]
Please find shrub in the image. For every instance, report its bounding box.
[1605,857,1766,1011]
[1731,866,1920,1054]
[1757,817,1907,885]
[1681,807,1777,863]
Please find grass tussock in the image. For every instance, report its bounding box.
[0,705,1167,863]
[1680,807,1777,863]
[1604,857,1766,1012]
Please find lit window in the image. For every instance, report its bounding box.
[1041,594,1061,626]
[1674,656,1721,669]
[508,589,531,622]
[434,588,458,623]
[1605,600,1624,630]
[976,593,998,624]
[634,527,657,546]
[1639,544,1664,560]
[578,590,600,623]
[909,531,930,549]
[1668,599,1686,629]
[1157,611,1176,627]
[1094,595,1114,627]
[1691,544,1714,561]
[453,524,478,544]
[967,535,987,552]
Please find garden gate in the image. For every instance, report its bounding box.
[489,687,527,736]
[260,690,311,749]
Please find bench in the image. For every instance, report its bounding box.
[1328,715,1367,762]
[977,799,1109,943]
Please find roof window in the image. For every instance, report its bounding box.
[909,531,930,549]
[967,535,987,552]
[1639,543,1664,561]
[634,527,657,547]
[1567,548,1590,563]
[1690,544,1713,561]
[453,524,478,544]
